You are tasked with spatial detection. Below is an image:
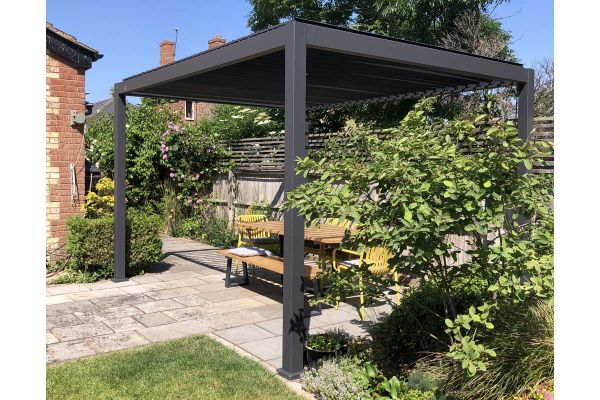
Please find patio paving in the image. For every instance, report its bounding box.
[46,235,395,368]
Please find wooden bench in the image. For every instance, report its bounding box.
[217,249,323,314]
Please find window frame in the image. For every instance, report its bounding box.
[184,100,195,121]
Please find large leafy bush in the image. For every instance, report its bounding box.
[66,211,162,278]
[85,99,179,209]
[284,98,553,375]
[369,283,484,377]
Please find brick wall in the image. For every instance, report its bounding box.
[46,51,86,259]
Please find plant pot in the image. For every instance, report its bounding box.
[304,346,339,366]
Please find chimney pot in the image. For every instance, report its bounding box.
[159,40,175,66]
[208,35,226,49]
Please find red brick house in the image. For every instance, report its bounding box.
[159,35,226,122]
[89,35,226,123]
[46,22,102,259]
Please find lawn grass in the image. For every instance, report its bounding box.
[46,335,302,400]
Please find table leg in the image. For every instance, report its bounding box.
[225,258,232,288]
[242,262,250,285]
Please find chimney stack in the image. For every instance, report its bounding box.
[208,35,226,49]
[159,40,175,66]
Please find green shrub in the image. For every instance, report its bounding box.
[66,210,162,279]
[170,205,236,248]
[408,370,438,393]
[171,217,201,238]
[198,213,236,248]
[425,300,554,400]
[369,283,483,377]
[303,356,370,400]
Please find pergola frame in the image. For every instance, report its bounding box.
[113,18,534,379]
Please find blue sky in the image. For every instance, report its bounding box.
[47,0,553,103]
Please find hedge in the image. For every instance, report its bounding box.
[66,211,162,278]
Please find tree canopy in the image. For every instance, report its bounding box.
[247,0,516,128]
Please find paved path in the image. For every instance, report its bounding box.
[46,236,393,369]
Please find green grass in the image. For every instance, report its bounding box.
[46,335,303,400]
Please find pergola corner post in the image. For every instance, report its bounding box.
[113,88,127,282]
[517,68,535,175]
[278,21,307,380]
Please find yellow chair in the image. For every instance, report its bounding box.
[332,246,401,320]
[324,218,353,229]
[235,214,279,275]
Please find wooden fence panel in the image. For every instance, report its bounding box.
[212,117,554,220]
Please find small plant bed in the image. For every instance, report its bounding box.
[46,335,302,400]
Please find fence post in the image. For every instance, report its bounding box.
[227,169,236,228]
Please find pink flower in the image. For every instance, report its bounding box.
[162,154,168,160]
[169,172,175,178]
[544,391,553,400]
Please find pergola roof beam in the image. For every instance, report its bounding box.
[304,20,528,84]
[117,24,289,95]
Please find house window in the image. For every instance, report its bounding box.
[185,101,195,120]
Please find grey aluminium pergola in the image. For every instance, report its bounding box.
[112,18,534,379]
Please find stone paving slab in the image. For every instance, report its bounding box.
[88,331,149,353]
[51,321,113,342]
[145,286,200,300]
[47,340,96,362]
[214,324,276,345]
[46,235,395,365]
[135,299,185,314]
[239,336,282,361]
[47,283,91,296]
[133,312,176,327]
[137,319,212,342]
[67,288,127,302]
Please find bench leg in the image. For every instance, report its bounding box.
[225,258,233,288]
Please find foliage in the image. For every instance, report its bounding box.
[303,356,370,400]
[512,379,553,400]
[49,270,99,284]
[407,370,439,393]
[66,210,162,279]
[306,328,350,352]
[170,203,237,248]
[247,201,277,219]
[369,283,484,376]
[358,362,439,400]
[81,177,115,218]
[47,335,302,400]
[247,0,508,45]
[160,121,230,208]
[532,59,554,117]
[284,98,554,376]
[247,0,514,125]
[85,98,179,209]
[429,300,554,400]
[195,104,284,141]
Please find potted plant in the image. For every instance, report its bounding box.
[304,328,350,365]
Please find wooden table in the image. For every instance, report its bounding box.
[237,220,349,246]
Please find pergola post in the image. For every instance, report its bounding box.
[113,90,127,282]
[278,21,307,380]
[517,68,535,175]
